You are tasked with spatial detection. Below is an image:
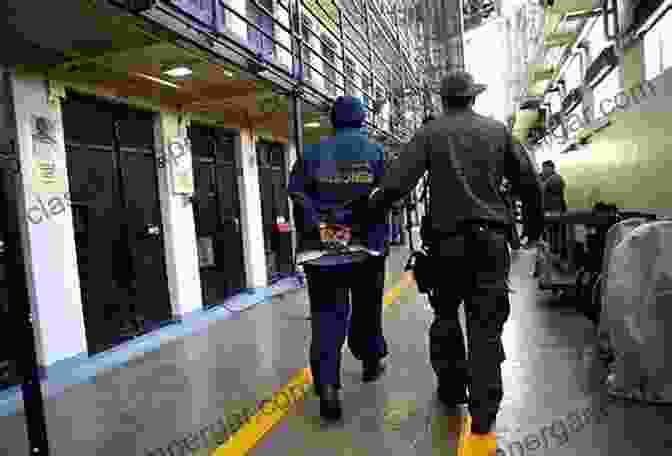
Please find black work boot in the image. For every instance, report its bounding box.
[470,409,498,434]
[319,385,342,421]
[362,359,386,383]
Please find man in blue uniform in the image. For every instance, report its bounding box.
[367,71,544,434]
[288,96,389,421]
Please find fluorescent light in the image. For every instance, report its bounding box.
[305,122,321,128]
[134,73,180,89]
[163,66,192,77]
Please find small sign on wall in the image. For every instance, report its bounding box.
[167,137,194,195]
[30,115,67,194]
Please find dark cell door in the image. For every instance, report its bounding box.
[189,125,245,306]
[0,148,21,387]
[62,93,171,354]
[257,141,292,281]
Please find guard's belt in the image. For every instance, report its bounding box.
[429,220,510,238]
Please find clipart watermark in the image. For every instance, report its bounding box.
[539,79,657,147]
[495,402,610,456]
[145,382,315,456]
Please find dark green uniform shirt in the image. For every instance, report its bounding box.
[378,108,544,240]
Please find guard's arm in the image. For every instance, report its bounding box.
[370,132,428,210]
[504,134,544,242]
[287,158,321,229]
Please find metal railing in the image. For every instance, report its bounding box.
[154,0,423,140]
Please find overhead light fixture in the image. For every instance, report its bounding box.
[163,66,192,78]
[305,122,321,128]
[134,73,180,89]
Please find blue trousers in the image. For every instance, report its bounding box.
[303,255,388,389]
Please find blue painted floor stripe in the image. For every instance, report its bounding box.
[0,277,303,417]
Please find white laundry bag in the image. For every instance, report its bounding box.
[603,221,672,399]
[598,218,649,337]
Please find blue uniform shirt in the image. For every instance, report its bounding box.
[289,128,389,265]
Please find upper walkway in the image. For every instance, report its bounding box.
[1,246,671,455]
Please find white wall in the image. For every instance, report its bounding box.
[237,129,268,288]
[154,112,203,317]
[8,73,87,366]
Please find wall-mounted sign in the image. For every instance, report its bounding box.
[30,115,67,194]
[167,137,194,195]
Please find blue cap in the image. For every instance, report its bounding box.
[331,96,366,129]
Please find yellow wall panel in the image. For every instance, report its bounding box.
[554,110,672,211]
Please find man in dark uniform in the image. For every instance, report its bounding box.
[288,96,389,421]
[540,160,567,256]
[368,70,544,434]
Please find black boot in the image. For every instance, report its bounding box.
[470,409,498,434]
[319,385,342,421]
[437,384,468,407]
[362,360,386,383]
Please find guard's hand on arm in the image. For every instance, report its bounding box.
[376,131,429,209]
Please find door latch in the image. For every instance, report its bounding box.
[142,224,160,238]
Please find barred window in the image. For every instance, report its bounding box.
[321,35,337,95]
[302,15,313,80]
[344,58,356,96]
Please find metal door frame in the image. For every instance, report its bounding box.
[190,125,246,301]
[0,138,50,454]
[257,139,292,279]
[63,93,171,346]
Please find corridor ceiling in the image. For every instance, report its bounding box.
[1,0,321,142]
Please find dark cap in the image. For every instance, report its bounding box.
[439,70,487,97]
[542,160,555,167]
[330,96,367,129]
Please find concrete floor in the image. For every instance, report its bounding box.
[251,248,672,456]
[2,246,671,455]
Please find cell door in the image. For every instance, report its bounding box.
[116,108,171,329]
[0,148,20,387]
[190,125,245,306]
[62,93,171,354]
[257,141,292,280]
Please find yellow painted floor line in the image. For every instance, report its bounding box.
[212,368,313,455]
[210,270,416,455]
